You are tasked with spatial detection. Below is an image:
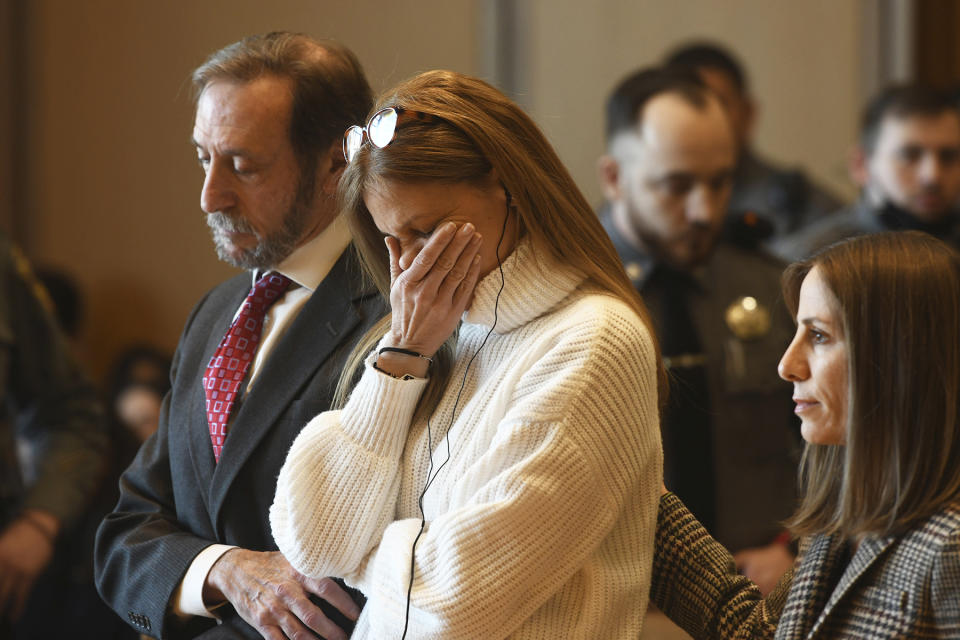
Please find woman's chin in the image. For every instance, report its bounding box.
[800,419,846,446]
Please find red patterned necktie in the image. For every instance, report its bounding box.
[203,272,292,463]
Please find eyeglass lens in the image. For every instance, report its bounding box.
[368,108,399,148]
[343,126,364,163]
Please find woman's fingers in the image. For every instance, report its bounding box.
[398,222,457,283]
[452,253,484,310]
[437,233,482,301]
[385,236,402,284]
[385,221,483,357]
[422,223,478,290]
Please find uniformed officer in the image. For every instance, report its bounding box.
[598,66,800,595]
[664,41,844,247]
[0,229,106,635]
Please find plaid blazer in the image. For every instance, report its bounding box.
[652,493,960,639]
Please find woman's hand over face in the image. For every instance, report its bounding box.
[384,221,483,366]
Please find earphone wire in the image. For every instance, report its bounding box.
[400,191,512,639]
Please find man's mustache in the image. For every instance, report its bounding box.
[206,212,257,236]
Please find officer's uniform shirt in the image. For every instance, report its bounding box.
[602,209,800,552]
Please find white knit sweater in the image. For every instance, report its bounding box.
[270,240,662,639]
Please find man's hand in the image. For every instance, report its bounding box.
[734,541,795,596]
[0,510,58,622]
[205,548,360,640]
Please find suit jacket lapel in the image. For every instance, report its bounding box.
[185,279,251,510]
[806,533,897,638]
[208,250,370,519]
[775,534,844,639]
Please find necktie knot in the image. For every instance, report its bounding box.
[248,272,292,308]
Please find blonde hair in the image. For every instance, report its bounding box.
[333,70,666,415]
[784,231,960,537]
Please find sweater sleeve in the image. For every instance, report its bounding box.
[271,299,662,639]
[270,348,428,577]
[652,492,789,639]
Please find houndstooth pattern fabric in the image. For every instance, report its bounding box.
[651,492,786,639]
[652,492,960,639]
[202,272,291,462]
[776,500,960,639]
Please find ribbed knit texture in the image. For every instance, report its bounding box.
[271,240,662,639]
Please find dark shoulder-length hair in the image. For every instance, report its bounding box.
[333,70,666,416]
[784,231,960,538]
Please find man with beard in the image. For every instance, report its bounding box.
[774,84,960,261]
[95,33,384,640]
[597,67,799,597]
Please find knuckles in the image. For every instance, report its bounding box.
[435,257,456,271]
[313,576,337,599]
[273,580,297,601]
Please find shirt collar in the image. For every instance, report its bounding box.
[600,202,712,291]
[600,202,656,288]
[254,215,352,291]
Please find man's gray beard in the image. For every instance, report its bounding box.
[206,195,311,271]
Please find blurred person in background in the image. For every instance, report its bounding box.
[0,230,107,639]
[597,66,799,598]
[665,41,843,249]
[773,83,960,261]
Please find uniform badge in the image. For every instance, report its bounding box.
[724,296,771,341]
[624,261,645,284]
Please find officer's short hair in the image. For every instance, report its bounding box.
[664,41,748,95]
[605,66,710,144]
[860,84,960,155]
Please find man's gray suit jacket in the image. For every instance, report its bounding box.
[95,247,385,639]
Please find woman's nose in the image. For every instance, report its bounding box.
[777,334,809,382]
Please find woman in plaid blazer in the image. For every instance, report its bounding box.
[651,231,960,639]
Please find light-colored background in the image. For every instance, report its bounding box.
[12,0,902,378]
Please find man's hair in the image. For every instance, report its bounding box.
[335,69,668,415]
[604,66,709,143]
[860,84,960,155]
[663,41,748,94]
[783,231,960,538]
[192,32,373,175]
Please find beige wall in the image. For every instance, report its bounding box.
[24,0,863,380]
[524,0,863,207]
[28,0,483,378]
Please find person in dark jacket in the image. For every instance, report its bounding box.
[94,32,385,640]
